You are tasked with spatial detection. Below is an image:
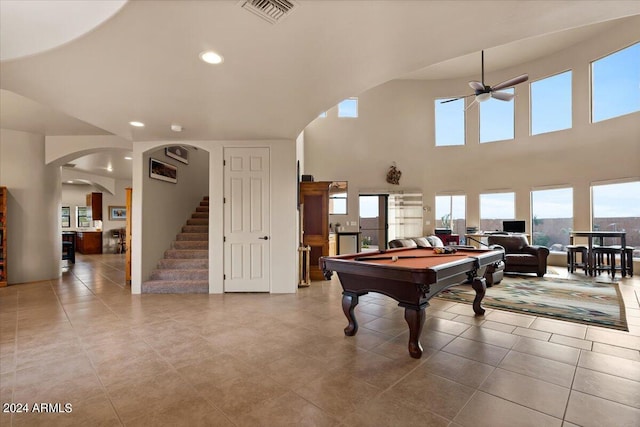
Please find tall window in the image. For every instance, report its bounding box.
[480,192,515,232]
[435,195,466,236]
[62,206,71,228]
[435,98,465,146]
[591,42,640,123]
[531,188,573,251]
[77,206,90,228]
[329,181,347,215]
[338,98,358,118]
[531,71,572,135]
[479,88,514,143]
[592,181,640,256]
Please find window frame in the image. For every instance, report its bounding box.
[479,191,516,232]
[479,88,515,144]
[338,97,358,118]
[530,187,574,252]
[530,70,573,136]
[435,97,466,146]
[590,41,640,123]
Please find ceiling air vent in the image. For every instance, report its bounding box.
[239,0,296,24]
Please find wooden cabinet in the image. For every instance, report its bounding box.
[300,181,331,281]
[329,233,337,257]
[0,187,7,287]
[86,192,103,220]
[76,231,103,254]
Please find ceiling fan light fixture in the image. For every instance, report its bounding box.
[476,92,491,102]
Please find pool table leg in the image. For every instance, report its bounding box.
[471,277,486,315]
[404,307,426,359]
[342,293,359,336]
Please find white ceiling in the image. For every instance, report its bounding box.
[0,0,127,61]
[1,1,639,181]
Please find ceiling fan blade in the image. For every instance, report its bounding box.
[440,94,474,104]
[468,81,484,91]
[491,74,529,91]
[491,91,515,101]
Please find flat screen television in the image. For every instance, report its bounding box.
[503,220,526,233]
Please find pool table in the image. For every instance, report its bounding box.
[320,247,504,358]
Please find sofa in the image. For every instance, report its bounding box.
[487,234,549,277]
[388,236,505,286]
[389,235,450,249]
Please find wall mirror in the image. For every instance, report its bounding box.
[329,181,348,215]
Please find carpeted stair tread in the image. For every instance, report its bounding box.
[176,232,208,241]
[142,280,209,294]
[186,218,208,225]
[158,259,208,269]
[173,240,208,249]
[143,196,210,294]
[165,249,208,259]
[150,269,208,280]
[182,225,208,233]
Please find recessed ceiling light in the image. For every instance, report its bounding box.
[199,50,224,64]
[124,156,132,160]
[171,124,183,132]
[129,121,144,127]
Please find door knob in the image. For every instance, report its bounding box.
[258,236,270,240]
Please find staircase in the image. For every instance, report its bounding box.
[142,197,209,293]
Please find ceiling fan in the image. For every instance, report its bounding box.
[441,50,528,109]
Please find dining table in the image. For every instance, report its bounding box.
[569,231,627,277]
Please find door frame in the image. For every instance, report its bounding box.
[222,146,271,292]
[359,193,389,250]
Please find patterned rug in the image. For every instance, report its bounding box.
[437,276,628,331]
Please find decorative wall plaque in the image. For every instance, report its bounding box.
[386,164,401,185]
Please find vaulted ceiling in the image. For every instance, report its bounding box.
[1,1,639,151]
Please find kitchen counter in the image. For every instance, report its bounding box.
[76,231,102,254]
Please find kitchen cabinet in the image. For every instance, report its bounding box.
[299,181,331,281]
[86,192,103,220]
[76,231,103,254]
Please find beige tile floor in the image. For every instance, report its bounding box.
[1,254,639,426]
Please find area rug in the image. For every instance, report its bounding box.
[437,276,628,331]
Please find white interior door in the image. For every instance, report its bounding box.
[223,147,270,292]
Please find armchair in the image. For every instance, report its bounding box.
[487,234,549,277]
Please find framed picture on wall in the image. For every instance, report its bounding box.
[166,146,188,164]
[109,206,127,221]
[149,158,177,183]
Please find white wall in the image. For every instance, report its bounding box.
[304,19,640,242]
[0,129,61,284]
